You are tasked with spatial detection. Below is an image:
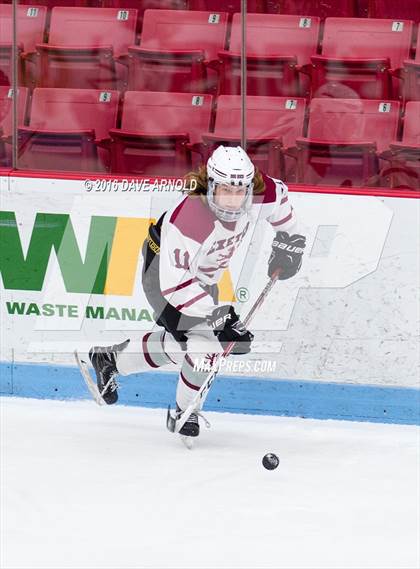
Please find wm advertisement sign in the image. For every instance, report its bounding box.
[2,177,418,391]
[0,211,235,298]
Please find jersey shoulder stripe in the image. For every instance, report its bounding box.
[252,173,278,205]
[169,195,216,243]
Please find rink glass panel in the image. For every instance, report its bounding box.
[1,0,419,189]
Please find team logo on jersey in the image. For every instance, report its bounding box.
[207,222,250,256]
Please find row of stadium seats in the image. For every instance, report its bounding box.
[1,88,419,188]
[1,0,419,22]
[1,7,419,101]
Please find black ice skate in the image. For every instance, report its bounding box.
[166,403,211,448]
[89,340,129,405]
[176,404,200,437]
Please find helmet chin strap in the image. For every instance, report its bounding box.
[208,199,244,222]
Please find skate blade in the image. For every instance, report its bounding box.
[180,435,194,450]
[74,350,105,406]
[166,405,176,432]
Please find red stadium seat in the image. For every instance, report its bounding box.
[35,7,137,90]
[295,98,401,186]
[101,0,187,33]
[202,95,306,179]
[368,0,420,20]
[357,0,369,17]
[109,90,213,175]
[128,9,228,93]
[24,0,95,7]
[402,29,420,102]
[276,0,356,18]
[0,4,47,86]
[310,18,413,100]
[18,88,119,172]
[188,1,265,14]
[0,86,29,165]
[218,13,320,97]
[381,101,420,189]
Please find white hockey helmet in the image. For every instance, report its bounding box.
[206,146,255,222]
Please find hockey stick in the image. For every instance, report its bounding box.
[166,270,281,434]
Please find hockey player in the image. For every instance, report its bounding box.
[89,146,306,438]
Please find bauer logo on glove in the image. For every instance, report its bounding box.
[210,311,233,330]
[272,240,305,254]
[207,305,254,355]
[268,231,306,280]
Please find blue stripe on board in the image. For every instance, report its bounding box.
[0,362,419,425]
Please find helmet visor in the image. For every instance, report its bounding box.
[214,183,249,210]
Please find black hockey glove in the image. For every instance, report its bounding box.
[268,231,306,280]
[207,305,254,355]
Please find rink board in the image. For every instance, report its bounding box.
[1,174,419,425]
[1,362,419,425]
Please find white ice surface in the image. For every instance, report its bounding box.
[1,397,419,569]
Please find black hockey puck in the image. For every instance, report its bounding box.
[262,453,279,470]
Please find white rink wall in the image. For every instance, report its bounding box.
[1,175,419,388]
